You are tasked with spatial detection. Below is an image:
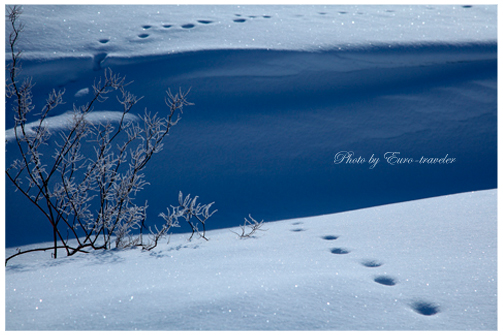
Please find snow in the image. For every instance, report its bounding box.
[3,4,498,331]
[8,5,497,59]
[5,190,497,330]
[4,111,138,142]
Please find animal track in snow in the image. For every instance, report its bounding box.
[321,235,339,240]
[360,259,383,267]
[138,33,149,38]
[181,23,195,29]
[411,301,440,316]
[231,13,271,23]
[162,24,172,28]
[98,38,109,44]
[330,248,350,255]
[93,52,107,71]
[374,275,397,286]
[142,25,152,29]
[291,228,305,232]
[197,20,213,24]
[149,251,170,259]
[291,221,303,225]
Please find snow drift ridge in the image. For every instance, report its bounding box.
[5,41,497,247]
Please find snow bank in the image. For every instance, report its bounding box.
[4,111,138,142]
[5,189,497,330]
[8,5,497,59]
[4,5,497,251]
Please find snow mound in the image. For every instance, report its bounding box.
[5,111,139,142]
[5,189,497,330]
[8,5,497,59]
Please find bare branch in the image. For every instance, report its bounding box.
[230,215,267,239]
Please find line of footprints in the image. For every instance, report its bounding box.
[290,222,440,317]
[96,14,273,44]
[95,5,476,44]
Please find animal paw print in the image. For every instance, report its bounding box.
[322,235,339,240]
[410,300,440,316]
[137,24,152,38]
[319,234,350,254]
[360,259,383,268]
[373,275,397,286]
[330,248,350,255]
[290,222,306,232]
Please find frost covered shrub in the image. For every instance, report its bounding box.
[149,192,217,250]
[5,6,211,264]
[230,215,266,239]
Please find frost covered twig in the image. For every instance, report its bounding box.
[157,192,217,244]
[230,215,267,239]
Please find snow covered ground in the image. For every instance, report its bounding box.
[3,4,498,331]
[4,190,497,330]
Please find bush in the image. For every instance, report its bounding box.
[5,6,213,264]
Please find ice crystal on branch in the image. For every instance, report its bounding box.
[4,6,205,265]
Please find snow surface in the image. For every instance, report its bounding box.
[4,4,497,247]
[4,111,138,142]
[7,5,497,59]
[3,4,498,331]
[5,190,497,330]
